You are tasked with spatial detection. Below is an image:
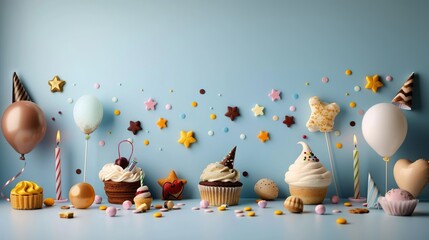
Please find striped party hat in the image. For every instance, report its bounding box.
[367,173,381,208]
[12,72,32,103]
[392,72,414,110]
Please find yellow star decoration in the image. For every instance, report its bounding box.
[178,130,196,148]
[365,74,383,93]
[251,104,265,116]
[48,75,66,92]
[157,118,167,129]
[257,130,270,142]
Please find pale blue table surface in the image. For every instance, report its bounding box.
[2,198,428,240]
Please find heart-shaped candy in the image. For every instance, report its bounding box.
[393,159,429,198]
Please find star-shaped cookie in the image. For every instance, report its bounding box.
[225,106,240,121]
[268,89,281,101]
[157,170,187,200]
[365,74,383,93]
[177,130,196,148]
[48,75,66,92]
[257,131,270,142]
[157,118,167,129]
[127,120,142,135]
[283,115,295,127]
[144,98,157,110]
[251,104,265,117]
[306,96,340,132]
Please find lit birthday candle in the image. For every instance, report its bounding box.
[353,135,360,199]
[55,130,63,201]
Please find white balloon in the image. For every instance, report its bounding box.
[362,103,407,158]
[73,95,103,134]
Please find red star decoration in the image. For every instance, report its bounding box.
[225,106,240,121]
[283,116,295,127]
[127,120,142,135]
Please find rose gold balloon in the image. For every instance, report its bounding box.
[1,101,47,159]
[69,182,95,209]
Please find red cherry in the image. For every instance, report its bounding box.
[115,157,129,169]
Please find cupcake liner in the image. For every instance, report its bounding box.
[289,185,327,205]
[10,193,43,210]
[198,185,242,206]
[378,197,418,216]
[134,197,153,210]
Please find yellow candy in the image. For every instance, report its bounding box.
[143,139,150,146]
[336,218,347,224]
[344,202,352,207]
[99,206,107,210]
[153,212,163,218]
[349,102,356,108]
[114,109,121,116]
[345,69,352,75]
[191,101,198,107]
[274,210,283,215]
[44,198,55,207]
[247,211,256,217]
[336,143,343,149]
[210,114,217,120]
[244,207,252,211]
[218,206,226,211]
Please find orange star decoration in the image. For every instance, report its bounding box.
[178,130,196,148]
[157,118,167,129]
[257,130,270,142]
[48,75,66,92]
[157,170,187,200]
[365,74,383,93]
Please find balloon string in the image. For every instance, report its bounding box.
[118,139,134,160]
[84,137,88,182]
[325,132,339,197]
[1,160,26,202]
[383,157,390,195]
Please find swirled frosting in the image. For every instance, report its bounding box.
[11,181,43,195]
[285,142,331,188]
[99,163,143,182]
[134,186,152,199]
[200,162,240,182]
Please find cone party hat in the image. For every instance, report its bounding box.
[12,72,32,103]
[392,72,414,110]
[220,146,237,169]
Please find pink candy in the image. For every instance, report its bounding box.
[258,200,268,208]
[93,195,102,204]
[200,200,209,209]
[122,200,132,210]
[315,204,326,215]
[331,195,340,204]
[106,207,117,217]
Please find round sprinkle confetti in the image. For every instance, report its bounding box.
[209,107,214,110]
[344,202,352,207]
[272,115,279,121]
[358,109,365,115]
[205,209,213,213]
[234,210,244,214]
[292,93,299,100]
[51,117,55,121]
[244,207,252,211]
[180,113,186,119]
[386,75,393,81]
[223,127,229,133]
[302,135,307,139]
[321,77,329,83]
[274,210,283,215]
[289,106,296,112]
[112,97,118,103]
[305,82,310,86]
[107,131,112,135]
[354,86,361,92]
[141,89,144,92]
[114,109,121,116]
[153,212,162,218]
[240,134,246,140]
[336,218,347,224]
[165,104,172,110]
[191,101,198,107]
[247,212,256,217]
[332,209,342,214]
[76,169,81,174]
[210,114,217,120]
[73,83,77,86]
[334,131,341,136]
[192,207,200,210]
[236,213,245,217]
[345,92,350,96]
[143,139,149,146]
[169,89,173,93]
[345,69,352,75]
[99,140,105,147]
[199,89,206,94]
[208,130,214,136]
[67,98,73,103]
[349,102,356,108]
[242,171,248,177]
[94,83,100,89]
[58,111,62,115]
[218,93,222,97]
[159,148,163,151]
[350,121,356,127]
[336,143,343,149]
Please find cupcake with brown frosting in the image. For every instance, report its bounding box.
[198,146,242,206]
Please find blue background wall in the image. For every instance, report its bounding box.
[1,0,428,200]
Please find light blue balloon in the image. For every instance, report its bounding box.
[73,95,103,134]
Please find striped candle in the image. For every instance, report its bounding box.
[55,130,62,200]
[353,135,360,199]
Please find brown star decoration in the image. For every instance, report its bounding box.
[283,115,295,127]
[225,106,240,121]
[127,120,142,135]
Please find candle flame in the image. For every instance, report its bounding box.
[56,130,61,145]
[353,134,357,148]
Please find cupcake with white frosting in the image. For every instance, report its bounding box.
[285,142,331,204]
[133,185,152,210]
